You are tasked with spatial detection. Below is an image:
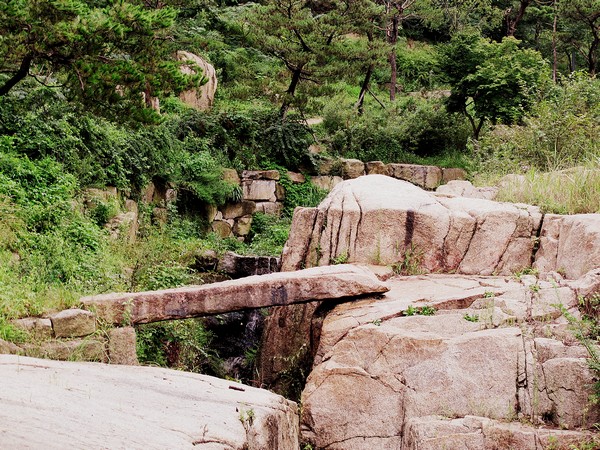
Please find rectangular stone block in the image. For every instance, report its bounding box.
[108,327,138,365]
[389,164,442,190]
[286,171,306,184]
[221,201,256,219]
[241,170,280,181]
[255,202,283,216]
[341,158,365,179]
[23,339,106,362]
[441,167,467,183]
[50,309,96,338]
[222,168,240,185]
[311,176,343,191]
[242,180,277,202]
[366,161,391,176]
[12,318,53,340]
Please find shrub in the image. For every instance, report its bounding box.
[277,173,328,217]
[178,151,237,206]
[321,95,470,161]
[136,319,223,375]
[477,74,600,174]
[246,213,291,256]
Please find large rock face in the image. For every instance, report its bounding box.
[260,175,600,399]
[300,274,600,449]
[282,175,542,276]
[0,355,299,449]
[534,214,600,279]
[178,51,218,111]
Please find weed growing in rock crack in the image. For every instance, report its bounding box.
[529,283,540,293]
[483,291,495,299]
[479,299,496,329]
[555,304,600,409]
[372,318,382,326]
[392,244,424,275]
[373,236,382,265]
[330,251,349,265]
[238,408,255,425]
[404,305,436,316]
[513,267,539,281]
[463,313,479,322]
[546,435,600,450]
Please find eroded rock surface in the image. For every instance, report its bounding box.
[535,214,600,279]
[282,175,542,276]
[300,274,600,449]
[402,416,597,450]
[436,179,498,200]
[0,355,299,449]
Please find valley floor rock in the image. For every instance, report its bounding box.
[300,274,600,449]
[0,355,299,450]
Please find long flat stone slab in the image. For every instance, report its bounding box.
[81,264,388,325]
[0,355,299,449]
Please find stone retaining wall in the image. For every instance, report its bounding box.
[83,161,466,243]
[2,308,137,364]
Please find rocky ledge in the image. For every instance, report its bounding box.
[0,355,299,449]
[300,273,600,449]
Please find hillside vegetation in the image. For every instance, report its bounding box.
[1,0,599,370]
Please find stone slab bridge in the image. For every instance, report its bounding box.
[3,265,387,365]
[81,264,388,326]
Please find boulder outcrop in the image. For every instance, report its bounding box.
[177,51,218,111]
[260,175,600,400]
[0,355,299,449]
[436,179,498,200]
[535,214,600,279]
[300,274,600,449]
[282,175,542,276]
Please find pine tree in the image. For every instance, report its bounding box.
[0,0,201,121]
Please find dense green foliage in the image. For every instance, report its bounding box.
[0,0,199,122]
[439,33,547,138]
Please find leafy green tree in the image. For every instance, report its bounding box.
[246,0,383,116]
[246,0,328,116]
[560,0,600,76]
[0,0,200,121]
[439,33,548,139]
[381,0,440,100]
[429,0,504,35]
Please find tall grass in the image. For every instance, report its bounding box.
[495,165,600,215]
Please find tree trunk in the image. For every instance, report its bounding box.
[356,63,374,115]
[280,65,303,118]
[389,48,397,101]
[465,108,484,141]
[552,6,558,82]
[387,14,399,101]
[588,30,599,76]
[506,0,531,37]
[0,55,33,96]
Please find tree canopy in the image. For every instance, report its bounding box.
[0,0,200,121]
[439,32,547,139]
